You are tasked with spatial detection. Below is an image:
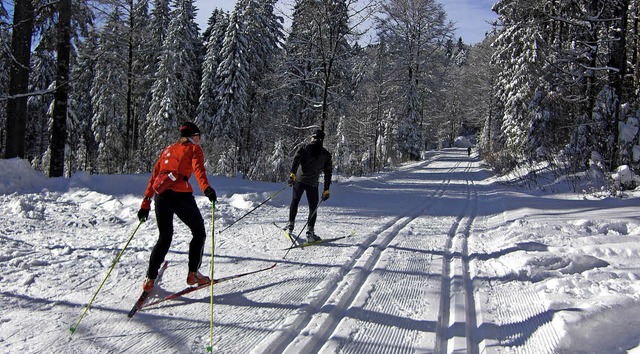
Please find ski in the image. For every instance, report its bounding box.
[127,260,168,318]
[141,263,277,309]
[273,222,302,248]
[283,231,357,250]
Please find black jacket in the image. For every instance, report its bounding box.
[291,143,333,190]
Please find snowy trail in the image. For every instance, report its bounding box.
[252,156,454,353]
[11,148,640,353]
[257,152,497,353]
[435,159,480,354]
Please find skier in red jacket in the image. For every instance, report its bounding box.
[137,122,217,291]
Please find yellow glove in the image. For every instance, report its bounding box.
[288,173,296,186]
[322,190,330,201]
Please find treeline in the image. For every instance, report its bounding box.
[483,0,640,191]
[3,0,637,191]
[1,0,487,181]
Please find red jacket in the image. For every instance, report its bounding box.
[141,141,211,209]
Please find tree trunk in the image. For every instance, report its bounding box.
[125,0,134,155]
[49,0,72,177]
[607,0,629,170]
[4,0,34,159]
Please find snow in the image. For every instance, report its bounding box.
[1,149,640,353]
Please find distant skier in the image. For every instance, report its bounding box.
[467,146,472,156]
[137,122,217,291]
[286,129,333,242]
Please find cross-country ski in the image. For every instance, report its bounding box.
[127,261,169,318]
[141,263,277,310]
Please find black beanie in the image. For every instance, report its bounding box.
[179,122,200,137]
[311,129,325,141]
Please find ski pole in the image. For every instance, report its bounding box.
[283,198,325,259]
[70,219,144,335]
[207,201,216,352]
[218,184,288,234]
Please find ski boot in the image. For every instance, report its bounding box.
[142,278,155,291]
[306,229,322,243]
[187,271,211,286]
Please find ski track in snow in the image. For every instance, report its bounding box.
[7,149,637,353]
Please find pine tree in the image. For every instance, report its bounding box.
[196,9,228,143]
[490,0,549,163]
[145,0,202,158]
[124,0,153,160]
[210,10,249,176]
[235,0,283,178]
[69,31,98,174]
[26,49,55,168]
[91,6,128,174]
[23,0,93,174]
[0,1,9,158]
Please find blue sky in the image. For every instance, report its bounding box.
[193,0,498,45]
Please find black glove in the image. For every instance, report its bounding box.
[138,208,150,222]
[321,190,330,201]
[204,186,217,202]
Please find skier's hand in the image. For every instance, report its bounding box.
[321,190,330,201]
[288,173,296,186]
[204,186,217,202]
[138,208,150,222]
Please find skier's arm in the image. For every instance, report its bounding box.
[323,152,333,190]
[290,147,303,174]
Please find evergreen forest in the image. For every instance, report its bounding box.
[1,0,639,192]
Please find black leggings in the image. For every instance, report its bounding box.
[146,190,206,279]
[289,182,319,231]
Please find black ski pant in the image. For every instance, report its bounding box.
[147,190,206,279]
[288,182,319,232]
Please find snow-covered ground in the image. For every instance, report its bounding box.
[1,148,640,353]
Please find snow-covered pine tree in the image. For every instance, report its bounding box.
[91,6,128,174]
[24,0,92,175]
[26,50,55,169]
[196,9,228,147]
[234,0,283,179]
[283,0,322,139]
[266,139,289,182]
[127,0,153,158]
[0,1,9,158]
[491,0,547,161]
[149,0,171,59]
[68,31,98,174]
[144,0,202,160]
[210,10,249,176]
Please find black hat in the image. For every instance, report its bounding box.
[311,129,325,141]
[179,122,200,137]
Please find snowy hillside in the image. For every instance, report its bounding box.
[1,149,640,353]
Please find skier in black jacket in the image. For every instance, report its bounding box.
[286,129,333,242]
